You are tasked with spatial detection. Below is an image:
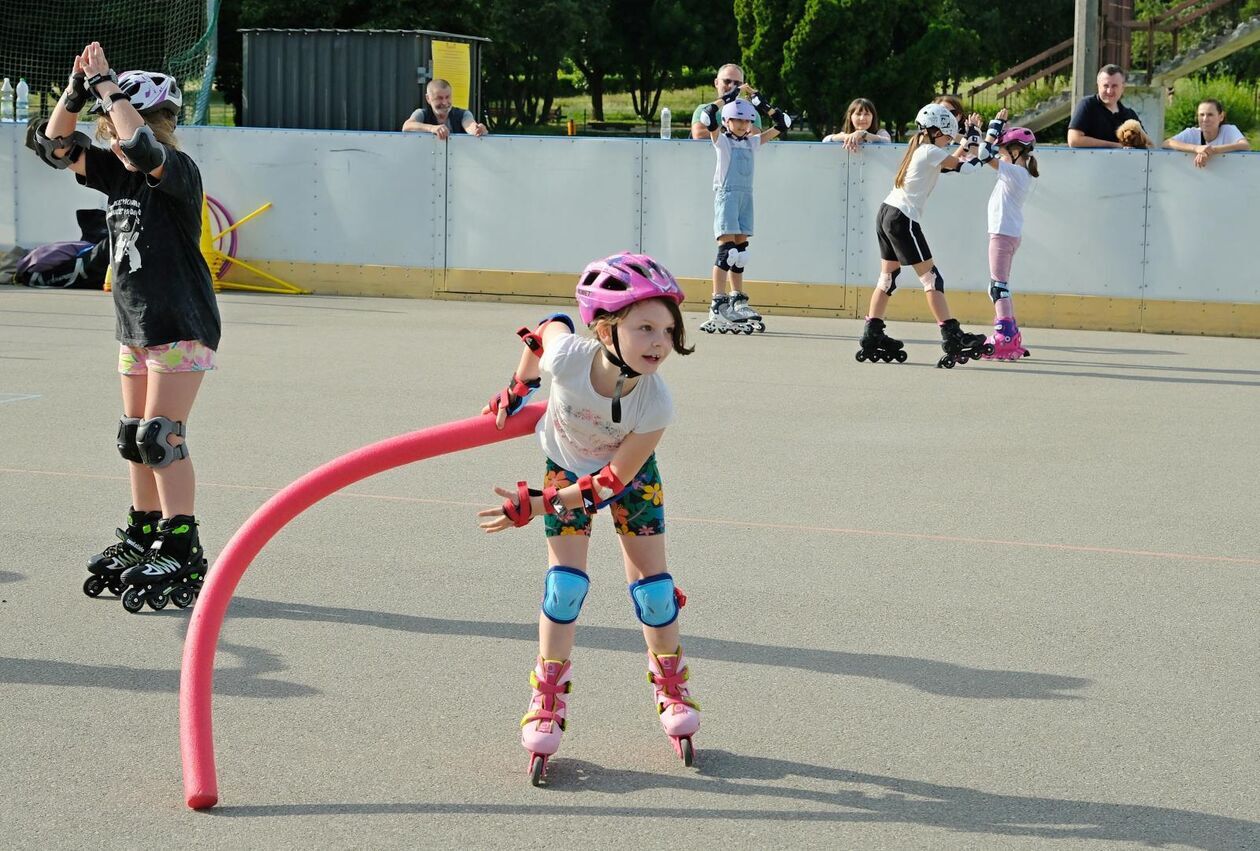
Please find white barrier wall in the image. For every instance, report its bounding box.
[3,123,1258,309]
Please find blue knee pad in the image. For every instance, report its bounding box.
[541,566,590,624]
[629,573,679,628]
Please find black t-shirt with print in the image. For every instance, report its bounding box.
[78,145,221,350]
[1068,95,1141,144]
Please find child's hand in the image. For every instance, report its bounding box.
[996,108,1009,121]
[82,42,111,78]
[480,400,510,430]
[477,485,536,532]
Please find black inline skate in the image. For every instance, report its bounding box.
[119,514,208,613]
[855,317,907,363]
[83,508,162,598]
[937,318,993,368]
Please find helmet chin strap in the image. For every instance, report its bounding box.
[602,326,640,424]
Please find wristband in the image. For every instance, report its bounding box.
[86,69,118,94]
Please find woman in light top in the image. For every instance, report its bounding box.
[1162,98,1250,168]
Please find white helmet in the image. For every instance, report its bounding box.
[915,103,958,139]
[722,99,758,122]
[91,71,183,116]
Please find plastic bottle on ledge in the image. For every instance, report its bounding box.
[659,107,671,140]
[16,78,29,122]
[1,78,13,122]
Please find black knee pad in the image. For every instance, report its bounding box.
[136,416,188,468]
[116,416,143,463]
[919,265,944,292]
[714,241,738,271]
[989,280,1010,302]
[732,240,749,274]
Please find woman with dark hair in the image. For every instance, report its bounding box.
[823,98,891,151]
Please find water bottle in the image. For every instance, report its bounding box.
[0,78,13,122]
[659,107,671,139]
[15,78,29,122]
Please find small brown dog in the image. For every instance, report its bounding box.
[1117,119,1153,149]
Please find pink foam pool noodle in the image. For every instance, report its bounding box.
[180,403,545,809]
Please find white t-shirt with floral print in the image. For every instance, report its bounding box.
[537,334,674,475]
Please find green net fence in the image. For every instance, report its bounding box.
[0,0,219,124]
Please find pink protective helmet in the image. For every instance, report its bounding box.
[999,126,1036,147]
[575,253,685,325]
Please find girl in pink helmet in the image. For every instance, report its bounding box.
[980,110,1039,360]
[31,42,219,613]
[477,253,698,786]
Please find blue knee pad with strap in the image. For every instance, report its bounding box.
[629,573,679,627]
[541,566,590,624]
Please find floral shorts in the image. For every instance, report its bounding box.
[118,340,217,376]
[544,454,665,538]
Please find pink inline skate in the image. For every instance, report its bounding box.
[520,657,572,786]
[647,647,701,766]
[984,317,1030,360]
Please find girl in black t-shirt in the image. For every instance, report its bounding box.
[33,42,219,613]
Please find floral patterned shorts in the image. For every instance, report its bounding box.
[118,340,217,376]
[544,454,665,538]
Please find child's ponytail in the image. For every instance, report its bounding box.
[1024,152,1039,178]
[894,131,926,188]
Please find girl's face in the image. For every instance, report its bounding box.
[850,107,873,131]
[598,300,676,375]
[930,130,951,148]
[99,120,141,172]
[1196,103,1223,136]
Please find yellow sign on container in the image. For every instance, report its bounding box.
[432,41,472,109]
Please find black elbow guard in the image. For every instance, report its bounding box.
[27,119,92,170]
[700,102,720,129]
[118,124,167,172]
[772,110,789,133]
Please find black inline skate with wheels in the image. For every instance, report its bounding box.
[119,515,207,613]
[937,318,992,368]
[83,508,161,598]
[855,317,907,363]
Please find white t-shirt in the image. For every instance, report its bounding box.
[987,161,1035,237]
[1170,124,1246,147]
[712,131,763,189]
[537,334,674,475]
[883,143,950,221]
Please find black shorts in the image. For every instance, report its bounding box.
[876,203,932,266]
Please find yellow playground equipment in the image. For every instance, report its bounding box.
[199,195,309,295]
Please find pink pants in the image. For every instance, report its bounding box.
[988,234,1021,282]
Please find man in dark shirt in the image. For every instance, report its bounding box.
[1068,64,1143,148]
[402,78,487,139]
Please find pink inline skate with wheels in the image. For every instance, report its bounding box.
[647,647,701,766]
[520,657,572,786]
[984,317,1030,360]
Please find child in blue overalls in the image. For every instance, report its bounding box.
[695,97,785,333]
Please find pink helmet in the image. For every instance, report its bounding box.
[999,126,1036,147]
[575,253,685,325]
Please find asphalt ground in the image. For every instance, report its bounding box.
[1,287,1257,850]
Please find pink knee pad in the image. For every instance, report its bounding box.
[876,269,899,294]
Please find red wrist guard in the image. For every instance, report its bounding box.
[501,481,542,527]
[542,485,561,515]
[577,464,628,512]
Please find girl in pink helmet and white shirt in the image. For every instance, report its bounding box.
[478,253,699,785]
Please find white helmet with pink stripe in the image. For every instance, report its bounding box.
[91,71,182,117]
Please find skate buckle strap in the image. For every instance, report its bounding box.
[521,663,571,729]
[649,657,701,712]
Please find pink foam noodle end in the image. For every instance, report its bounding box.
[180,403,546,809]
